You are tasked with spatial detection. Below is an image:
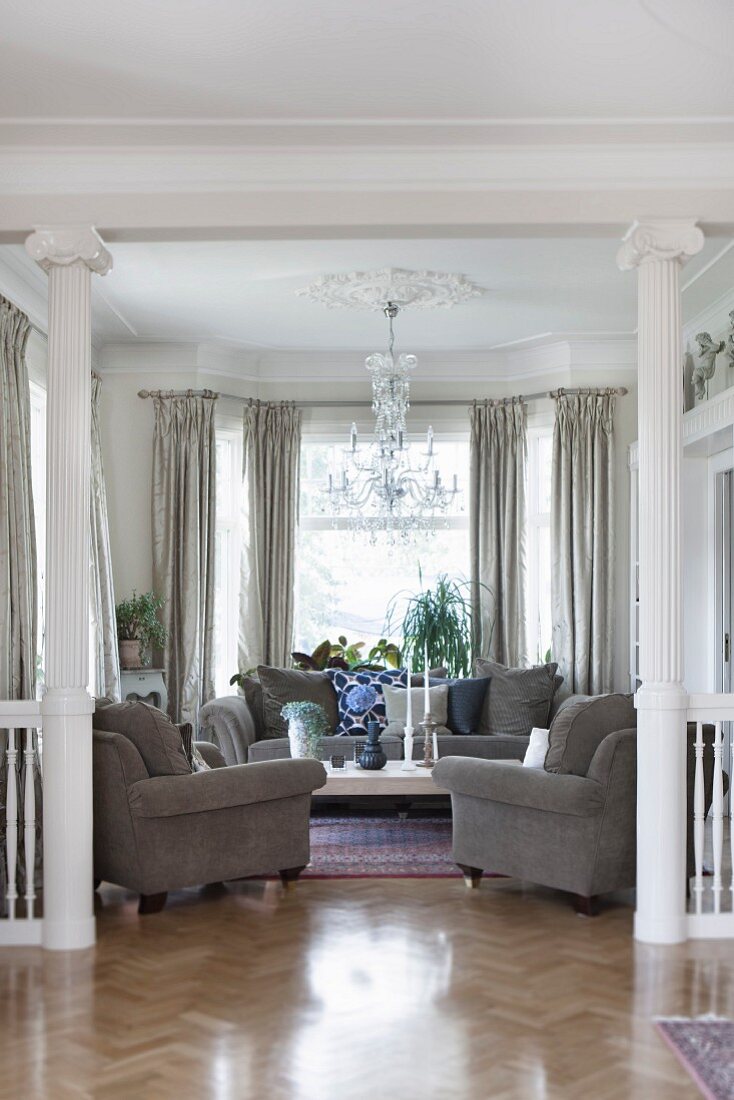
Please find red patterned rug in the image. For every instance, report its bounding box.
[302,814,460,878]
[656,1018,734,1099]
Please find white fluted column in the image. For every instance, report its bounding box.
[618,220,704,944]
[25,226,112,951]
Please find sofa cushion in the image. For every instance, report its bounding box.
[326,668,408,735]
[523,727,550,769]
[413,667,448,685]
[446,677,489,734]
[543,693,637,776]
[178,722,212,773]
[257,667,339,740]
[383,683,449,728]
[474,659,561,736]
[93,700,192,778]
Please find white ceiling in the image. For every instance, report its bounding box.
[1,0,733,123]
[3,235,731,352]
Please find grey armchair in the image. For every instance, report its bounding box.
[434,728,637,914]
[433,721,719,915]
[93,730,326,914]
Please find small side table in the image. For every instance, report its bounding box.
[120,668,168,714]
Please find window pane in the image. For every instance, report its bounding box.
[538,434,552,514]
[294,525,470,655]
[215,438,232,518]
[537,523,552,662]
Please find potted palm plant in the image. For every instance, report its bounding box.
[115,591,167,669]
[387,573,492,678]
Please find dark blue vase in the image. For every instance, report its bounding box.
[358,721,387,770]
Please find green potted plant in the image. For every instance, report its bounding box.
[387,573,492,679]
[115,591,167,670]
[291,635,401,672]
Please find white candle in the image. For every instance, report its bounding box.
[406,663,412,729]
[432,728,439,763]
[424,644,430,716]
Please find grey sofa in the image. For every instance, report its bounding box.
[198,691,581,766]
[433,713,720,914]
[92,728,327,913]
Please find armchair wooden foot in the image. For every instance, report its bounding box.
[279,865,306,889]
[572,894,599,917]
[138,892,168,915]
[458,863,484,889]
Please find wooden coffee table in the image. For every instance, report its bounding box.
[313,758,521,818]
[317,759,449,797]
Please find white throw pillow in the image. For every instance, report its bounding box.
[523,727,550,769]
[383,684,449,728]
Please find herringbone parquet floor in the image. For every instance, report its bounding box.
[0,877,730,1100]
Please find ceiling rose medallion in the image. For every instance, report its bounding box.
[295,267,484,310]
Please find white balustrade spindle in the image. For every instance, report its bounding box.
[5,730,18,920]
[712,721,724,914]
[693,722,705,915]
[0,703,43,944]
[23,729,37,921]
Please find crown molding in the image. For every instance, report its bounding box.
[2,117,734,148]
[1,143,734,198]
[96,335,637,386]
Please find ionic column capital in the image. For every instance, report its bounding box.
[25,225,112,276]
[617,219,704,271]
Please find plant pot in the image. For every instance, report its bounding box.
[287,717,323,760]
[358,721,387,771]
[119,639,143,670]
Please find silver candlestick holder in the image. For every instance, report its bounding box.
[416,711,437,768]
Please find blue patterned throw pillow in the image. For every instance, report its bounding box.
[326,668,408,735]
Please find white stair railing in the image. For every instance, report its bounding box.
[0,700,42,946]
[687,695,734,939]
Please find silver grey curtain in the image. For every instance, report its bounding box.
[469,399,528,666]
[551,389,615,695]
[152,392,217,724]
[239,400,301,671]
[0,296,37,701]
[90,372,121,701]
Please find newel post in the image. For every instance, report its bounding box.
[618,219,704,944]
[25,226,112,950]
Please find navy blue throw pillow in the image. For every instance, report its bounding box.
[445,678,489,735]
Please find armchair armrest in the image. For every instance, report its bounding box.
[432,757,604,817]
[198,696,258,765]
[128,758,327,819]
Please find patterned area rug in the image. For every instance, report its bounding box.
[656,1018,734,1099]
[302,814,461,878]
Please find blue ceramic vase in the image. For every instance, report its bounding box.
[358,721,387,770]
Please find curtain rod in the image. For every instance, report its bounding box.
[138,386,628,407]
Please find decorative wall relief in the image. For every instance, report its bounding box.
[727,311,734,373]
[693,332,725,403]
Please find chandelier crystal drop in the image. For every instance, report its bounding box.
[324,302,460,541]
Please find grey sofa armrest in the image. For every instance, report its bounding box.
[432,757,604,817]
[194,741,227,769]
[198,696,258,765]
[128,758,327,819]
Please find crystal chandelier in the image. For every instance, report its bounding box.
[325,302,460,540]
